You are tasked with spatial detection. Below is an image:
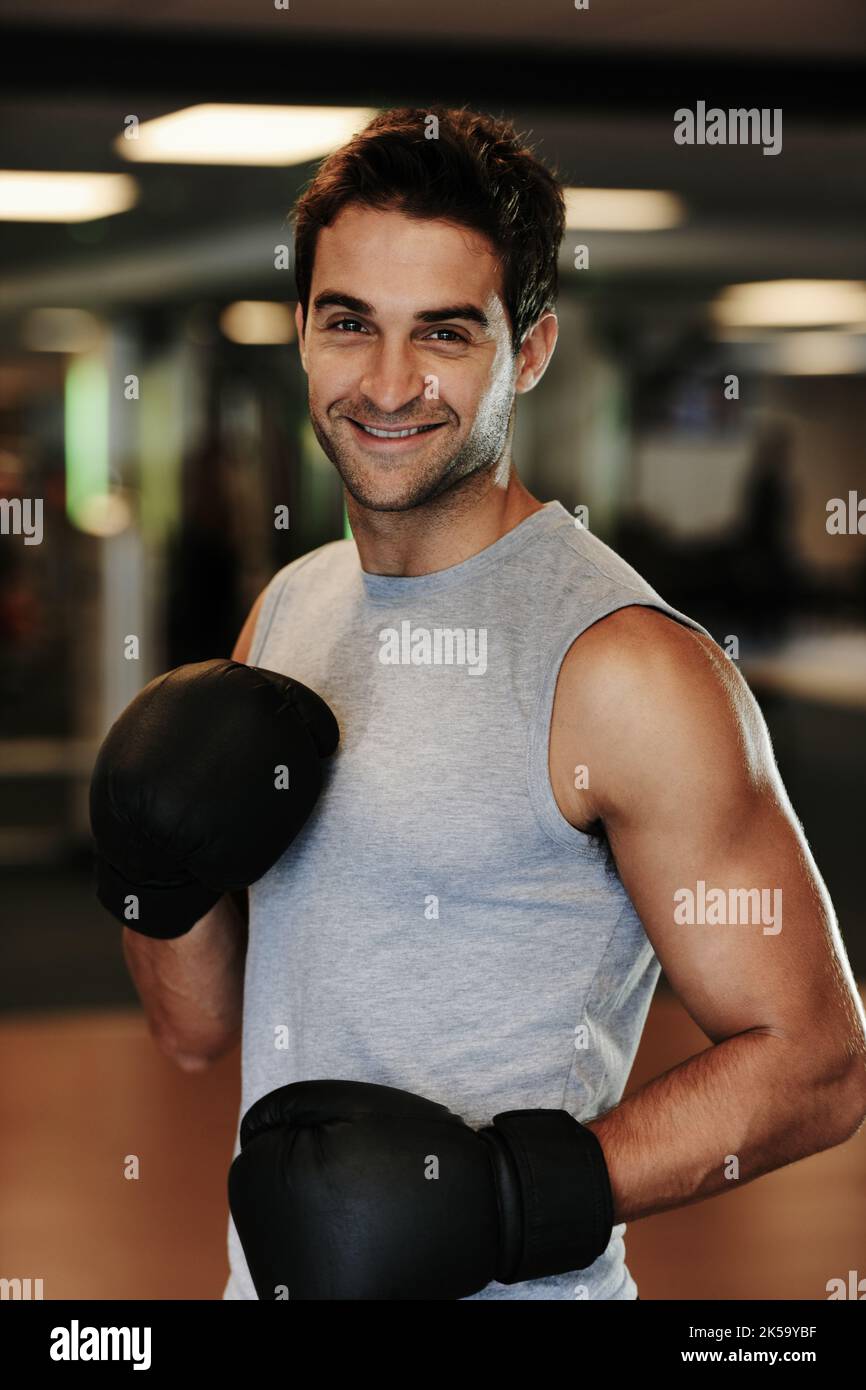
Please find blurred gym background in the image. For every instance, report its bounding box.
[1,0,864,1299]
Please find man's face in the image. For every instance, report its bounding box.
[296,204,518,512]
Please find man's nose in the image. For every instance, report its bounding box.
[359,340,427,418]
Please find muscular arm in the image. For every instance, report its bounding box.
[122,589,266,1070]
[553,607,866,1222]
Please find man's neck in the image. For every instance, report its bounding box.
[349,471,544,578]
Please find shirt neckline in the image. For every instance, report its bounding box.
[359,499,572,604]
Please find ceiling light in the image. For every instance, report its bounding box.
[0,171,138,222]
[220,301,296,344]
[564,188,685,231]
[712,280,866,328]
[115,104,377,166]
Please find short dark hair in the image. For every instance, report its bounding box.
[292,107,566,355]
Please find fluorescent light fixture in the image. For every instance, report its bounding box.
[564,187,685,230]
[220,301,296,344]
[115,104,377,166]
[713,280,866,328]
[22,308,104,354]
[65,354,109,529]
[774,331,866,375]
[0,171,138,222]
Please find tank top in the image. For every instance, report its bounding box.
[223,498,712,1300]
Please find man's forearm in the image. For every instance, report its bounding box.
[122,892,248,1068]
[587,1029,865,1223]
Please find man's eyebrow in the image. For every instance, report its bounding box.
[312,291,374,316]
[414,304,489,329]
[312,291,489,330]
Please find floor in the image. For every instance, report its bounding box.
[1,987,862,1300]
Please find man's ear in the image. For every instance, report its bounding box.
[515,311,558,395]
[294,302,307,372]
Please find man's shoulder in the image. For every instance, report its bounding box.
[555,604,743,776]
[560,604,721,692]
[554,602,762,823]
[233,538,354,662]
[270,536,355,587]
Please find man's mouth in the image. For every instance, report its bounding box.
[346,418,446,441]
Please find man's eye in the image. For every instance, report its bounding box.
[427,329,463,342]
[331,318,367,333]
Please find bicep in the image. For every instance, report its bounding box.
[610,775,841,1048]
[575,611,856,1058]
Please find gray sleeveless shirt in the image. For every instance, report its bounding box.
[223,498,711,1300]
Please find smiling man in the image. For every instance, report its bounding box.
[301,205,531,524]
[120,107,866,1301]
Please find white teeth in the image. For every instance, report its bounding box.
[357,423,437,438]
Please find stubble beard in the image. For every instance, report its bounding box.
[308,394,514,514]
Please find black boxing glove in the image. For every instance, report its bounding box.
[228,1079,613,1300]
[89,658,339,939]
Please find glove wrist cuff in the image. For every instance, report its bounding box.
[480,1108,614,1285]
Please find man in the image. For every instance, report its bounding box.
[120,108,866,1299]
